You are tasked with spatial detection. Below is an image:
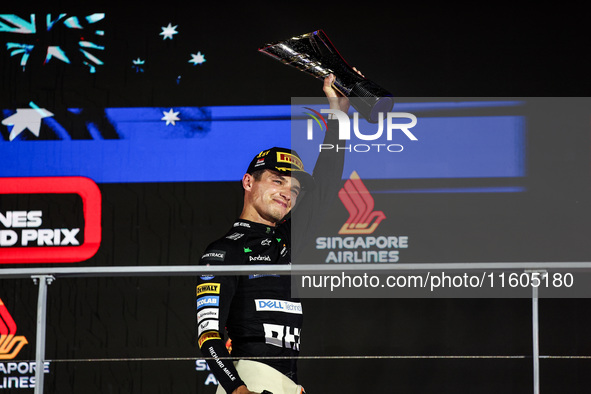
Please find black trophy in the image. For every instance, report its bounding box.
[258,30,394,123]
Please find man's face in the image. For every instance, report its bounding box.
[245,170,301,225]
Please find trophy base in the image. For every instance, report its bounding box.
[349,80,395,123]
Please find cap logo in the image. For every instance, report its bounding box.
[257,150,270,158]
[277,152,304,171]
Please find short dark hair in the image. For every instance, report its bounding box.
[248,169,292,184]
[250,169,265,181]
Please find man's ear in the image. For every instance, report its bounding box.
[242,173,253,191]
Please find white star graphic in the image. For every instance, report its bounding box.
[2,107,54,141]
[161,108,180,126]
[189,51,206,65]
[160,23,178,40]
[132,57,145,72]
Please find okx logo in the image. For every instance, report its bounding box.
[0,298,28,360]
[338,171,385,234]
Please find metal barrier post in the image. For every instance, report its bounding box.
[32,275,54,394]
[527,270,545,394]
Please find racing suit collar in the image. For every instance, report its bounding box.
[233,219,276,234]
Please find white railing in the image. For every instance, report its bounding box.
[4,261,591,393]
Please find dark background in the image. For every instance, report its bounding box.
[1,3,591,393]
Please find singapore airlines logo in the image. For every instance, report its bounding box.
[338,171,385,234]
[0,298,28,360]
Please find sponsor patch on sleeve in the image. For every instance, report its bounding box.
[198,319,220,337]
[198,331,221,348]
[201,250,226,262]
[196,283,221,296]
[197,307,220,324]
[196,296,219,310]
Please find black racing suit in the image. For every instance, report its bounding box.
[196,120,344,393]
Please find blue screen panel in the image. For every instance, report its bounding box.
[1,102,525,188]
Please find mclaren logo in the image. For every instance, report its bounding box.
[338,171,385,234]
[0,298,28,360]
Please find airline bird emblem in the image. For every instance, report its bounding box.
[0,298,28,360]
[338,171,386,234]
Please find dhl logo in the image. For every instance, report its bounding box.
[0,298,28,360]
[338,171,386,234]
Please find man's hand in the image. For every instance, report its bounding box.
[323,68,364,113]
[232,385,261,394]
